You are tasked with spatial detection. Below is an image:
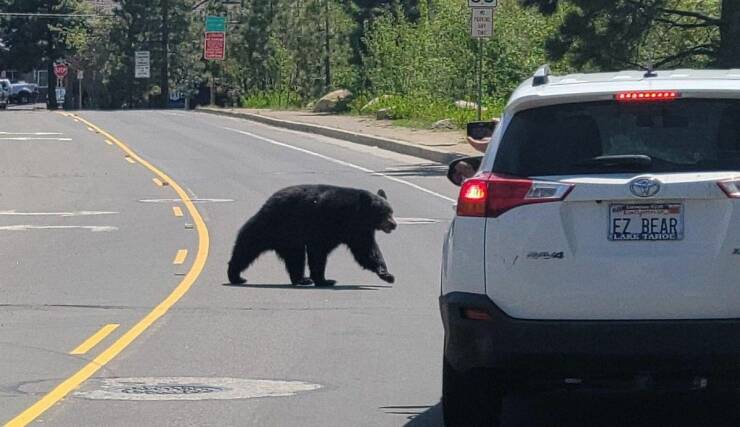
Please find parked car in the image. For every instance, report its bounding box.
[441,66,740,426]
[0,79,9,109]
[9,81,39,104]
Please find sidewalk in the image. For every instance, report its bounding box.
[197,107,480,164]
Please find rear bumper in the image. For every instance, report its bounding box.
[440,292,740,376]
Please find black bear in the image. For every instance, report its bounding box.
[227,185,397,287]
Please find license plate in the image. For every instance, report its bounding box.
[608,203,684,241]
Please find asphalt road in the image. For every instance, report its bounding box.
[2,109,740,427]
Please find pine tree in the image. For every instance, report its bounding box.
[0,0,88,109]
[521,0,737,69]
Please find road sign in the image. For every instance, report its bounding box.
[204,32,226,61]
[471,8,494,39]
[205,16,226,32]
[468,0,497,7]
[53,63,68,79]
[77,70,84,80]
[135,51,150,79]
[55,87,66,104]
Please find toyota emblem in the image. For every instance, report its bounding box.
[629,177,661,198]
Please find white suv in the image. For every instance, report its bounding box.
[440,66,740,426]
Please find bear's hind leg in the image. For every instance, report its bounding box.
[307,244,336,287]
[277,246,313,286]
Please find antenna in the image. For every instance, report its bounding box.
[644,62,657,78]
[532,64,551,87]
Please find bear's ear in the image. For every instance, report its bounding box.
[377,189,387,200]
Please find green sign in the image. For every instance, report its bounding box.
[205,16,226,33]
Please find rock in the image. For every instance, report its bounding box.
[454,100,487,112]
[361,95,393,112]
[376,108,394,120]
[312,89,353,113]
[431,119,455,130]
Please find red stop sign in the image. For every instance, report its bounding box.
[53,63,68,79]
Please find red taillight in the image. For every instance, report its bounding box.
[457,179,488,217]
[461,307,493,321]
[615,91,680,102]
[456,173,574,218]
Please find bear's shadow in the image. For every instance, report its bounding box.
[221,282,392,291]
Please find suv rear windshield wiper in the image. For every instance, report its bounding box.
[573,154,653,170]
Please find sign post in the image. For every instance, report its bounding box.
[204,16,227,106]
[77,70,84,110]
[53,62,68,107]
[135,51,151,79]
[469,1,497,121]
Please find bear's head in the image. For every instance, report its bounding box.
[368,189,396,234]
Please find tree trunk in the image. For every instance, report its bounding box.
[718,0,740,68]
[161,0,170,109]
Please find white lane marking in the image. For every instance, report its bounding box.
[138,198,234,203]
[0,225,117,232]
[395,217,443,224]
[159,111,186,117]
[74,377,322,401]
[222,127,456,203]
[0,137,72,141]
[0,211,118,217]
[0,132,63,135]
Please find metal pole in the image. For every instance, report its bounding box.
[78,75,82,110]
[477,37,483,121]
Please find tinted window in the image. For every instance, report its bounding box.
[493,99,740,176]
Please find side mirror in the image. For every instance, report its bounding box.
[466,121,497,140]
[447,156,483,187]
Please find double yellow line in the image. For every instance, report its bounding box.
[4,115,211,427]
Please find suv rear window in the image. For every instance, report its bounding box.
[493,99,740,176]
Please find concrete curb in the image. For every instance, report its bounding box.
[197,107,466,164]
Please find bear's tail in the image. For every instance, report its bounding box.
[227,216,267,284]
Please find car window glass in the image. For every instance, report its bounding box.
[493,99,740,176]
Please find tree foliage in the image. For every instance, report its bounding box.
[521,0,736,69]
[0,0,88,108]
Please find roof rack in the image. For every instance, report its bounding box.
[532,64,551,87]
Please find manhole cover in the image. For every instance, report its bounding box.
[75,377,321,401]
[119,384,224,395]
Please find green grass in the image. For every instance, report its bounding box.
[349,94,503,129]
[240,90,303,109]
[238,90,504,130]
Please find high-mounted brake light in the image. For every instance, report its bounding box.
[457,173,574,218]
[615,91,680,102]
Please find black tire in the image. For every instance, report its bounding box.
[442,358,505,427]
[19,93,29,104]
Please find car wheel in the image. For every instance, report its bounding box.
[442,358,505,427]
[19,93,29,104]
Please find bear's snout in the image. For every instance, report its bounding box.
[380,217,397,233]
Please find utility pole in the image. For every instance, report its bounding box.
[46,0,58,110]
[161,0,170,109]
[324,0,331,92]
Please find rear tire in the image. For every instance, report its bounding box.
[442,358,505,427]
[19,93,29,104]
